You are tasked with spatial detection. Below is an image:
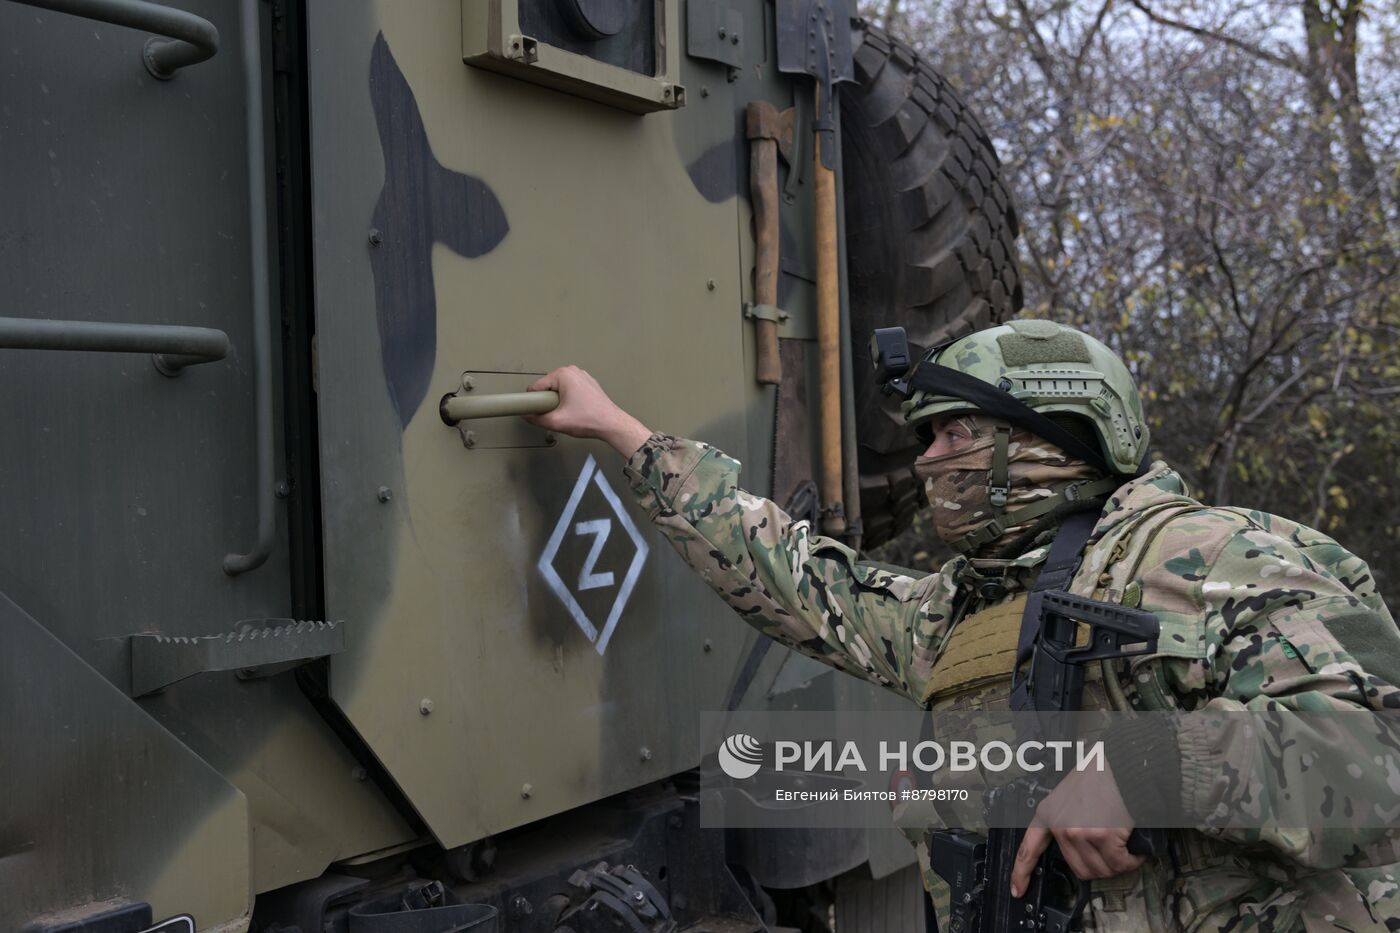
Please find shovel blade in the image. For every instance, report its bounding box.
[775,0,854,85]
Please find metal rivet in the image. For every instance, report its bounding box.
[275,480,291,499]
[419,697,434,715]
[545,432,558,446]
[368,228,382,246]
[732,33,740,44]
[463,430,476,448]
[700,85,710,97]
[351,765,368,782]
[703,639,713,653]
[640,746,652,761]
[718,26,726,37]
[706,278,716,290]
[520,783,533,799]
[461,374,475,391]
[377,486,392,503]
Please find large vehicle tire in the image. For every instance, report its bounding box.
[840,21,1024,549]
[833,863,926,933]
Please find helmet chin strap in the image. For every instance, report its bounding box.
[948,468,1123,556]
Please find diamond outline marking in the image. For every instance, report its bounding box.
[538,455,649,654]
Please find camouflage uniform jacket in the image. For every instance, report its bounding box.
[623,433,1400,932]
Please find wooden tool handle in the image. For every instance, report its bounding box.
[814,88,846,534]
[747,102,782,386]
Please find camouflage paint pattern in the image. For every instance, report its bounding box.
[624,432,1400,931]
[308,0,873,856]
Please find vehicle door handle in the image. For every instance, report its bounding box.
[440,390,558,425]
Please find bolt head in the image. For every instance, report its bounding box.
[732,33,740,44]
[275,480,291,499]
[377,486,392,503]
[639,746,652,761]
[703,639,713,652]
[419,697,434,715]
[520,783,533,799]
[463,430,477,448]
[706,278,716,290]
[368,228,383,246]
[351,765,368,782]
[700,85,710,97]
[718,27,727,37]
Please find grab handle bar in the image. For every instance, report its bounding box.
[0,316,228,373]
[9,0,220,79]
[221,0,273,577]
[440,391,559,425]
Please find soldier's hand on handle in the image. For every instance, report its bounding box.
[1009,761,1146,897]
[526,366,654,457]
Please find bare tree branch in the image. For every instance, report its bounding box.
[1126,0,1304,72]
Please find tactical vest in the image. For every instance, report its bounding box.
[902,584,1136,931]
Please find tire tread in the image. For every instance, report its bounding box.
[841,20,1023,548]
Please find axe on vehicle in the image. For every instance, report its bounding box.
[745,100,795,386]
[776,0,854,534]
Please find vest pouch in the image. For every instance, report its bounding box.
[922,595,1027,710]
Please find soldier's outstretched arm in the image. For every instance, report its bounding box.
[526,366,947,700]
[1112,520,1400,870]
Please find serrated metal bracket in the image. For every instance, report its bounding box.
[126,619,345,697]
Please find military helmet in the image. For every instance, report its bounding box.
[903,319,1149,476]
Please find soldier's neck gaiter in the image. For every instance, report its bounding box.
[913,415,1103,557]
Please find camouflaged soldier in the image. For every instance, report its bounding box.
[527,319,1400,932]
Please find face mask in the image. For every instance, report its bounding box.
[914,415,1103,555]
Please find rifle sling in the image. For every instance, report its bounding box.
[1010,508,1099,712]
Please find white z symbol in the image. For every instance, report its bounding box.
[574,519,616,591]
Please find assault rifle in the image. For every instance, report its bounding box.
[928,590,1166,933]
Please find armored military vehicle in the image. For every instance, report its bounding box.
[0,0,1020,929]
